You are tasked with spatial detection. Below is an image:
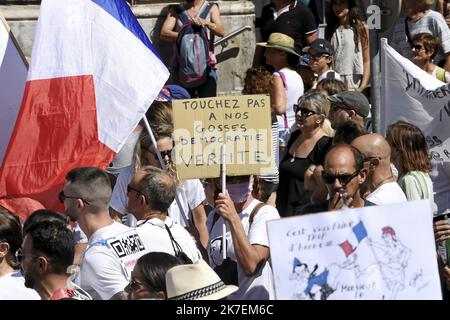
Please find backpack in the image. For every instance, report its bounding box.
[174,2,213,88]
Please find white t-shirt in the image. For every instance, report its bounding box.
[207,199,280,300]
[73,222,88,244]
[109,166,205,227]
[76,222,147,300]
[274,68,304,134]
[316,70,341,83]
[0,270,40,300]
[136,216,201,263]
[365,181,407,206]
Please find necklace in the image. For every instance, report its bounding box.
[290,152,296,163]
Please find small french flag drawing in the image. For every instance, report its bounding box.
[339,221,368,257]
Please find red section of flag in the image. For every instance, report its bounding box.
[339,240,354,257]
[0,75,114,210]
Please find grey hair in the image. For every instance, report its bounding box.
[137,166,176,213]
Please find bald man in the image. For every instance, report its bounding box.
[352,134,407,205]
[300,144,371,214]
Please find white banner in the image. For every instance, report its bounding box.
[267,200,442,300]
[381,39,450,162]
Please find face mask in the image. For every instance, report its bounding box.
[226,182,251,203]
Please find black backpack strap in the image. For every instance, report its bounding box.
[175,4,190,25]
[165,224,188,259]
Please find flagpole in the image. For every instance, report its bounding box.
[141,116,189,225]
[221,144,227,261]
[369,0,381,133]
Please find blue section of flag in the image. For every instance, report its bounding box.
[353,221,368,243]
[91,0,163,60]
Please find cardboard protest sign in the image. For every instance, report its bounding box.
[172,94,274,179]
[381,40,450,162]
[267,200,442,300]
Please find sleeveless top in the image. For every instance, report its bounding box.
[331,27,363,76]
[273,67,304,133]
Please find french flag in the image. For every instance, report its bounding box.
[0,0,169,214]
[339,221,368,257]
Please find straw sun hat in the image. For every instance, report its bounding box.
[257,32,300,57]
[166,260,238,300]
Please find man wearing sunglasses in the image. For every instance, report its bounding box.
[300,144,373,214]
[62,167,148,300]
[352,134,407,205]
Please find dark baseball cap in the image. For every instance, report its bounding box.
[327,91,370,118]
[302,39,335,56]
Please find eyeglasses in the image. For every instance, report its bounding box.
[58,191,91,205]
[322,170,360,185]
[294,105,319,118]
[412,44,425,51]
[307,54,330,61]
[14,248,33,265]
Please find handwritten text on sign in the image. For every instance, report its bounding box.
[172,95,274,180]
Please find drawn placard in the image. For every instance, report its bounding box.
[267,200,442,300]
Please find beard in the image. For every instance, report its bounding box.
[23,265,38,289]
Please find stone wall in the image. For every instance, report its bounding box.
[0,0,256,95]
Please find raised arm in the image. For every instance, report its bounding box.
[160,7,179,42]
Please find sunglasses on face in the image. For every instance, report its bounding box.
[294,105,319,118]
[144,148,173,161]
[58,191,91,205]
[308,54,330,61]
[15,248,24,264]
[412,44,425,51]
[322,170,360,185]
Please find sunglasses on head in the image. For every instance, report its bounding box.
[322,170,360,185]
[293,104,319,117]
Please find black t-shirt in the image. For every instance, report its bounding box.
[259,1,317,52]
[276,131,332,217]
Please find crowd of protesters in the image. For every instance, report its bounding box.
[1,0,450,300]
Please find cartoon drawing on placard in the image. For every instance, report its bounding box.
[289,221,412,300]
[368,226,411,300]
[289,258,337,300]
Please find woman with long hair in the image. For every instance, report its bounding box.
[325,0,370,91]
[386,121,436,211]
